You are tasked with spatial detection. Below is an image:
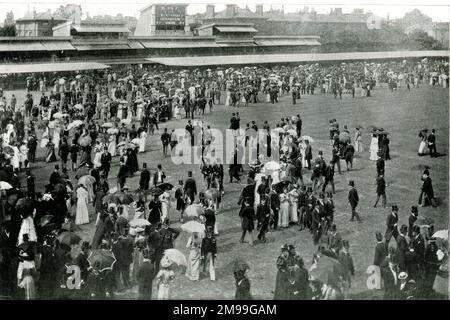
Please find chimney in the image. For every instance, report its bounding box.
[226,4,236,17]
[206,4,215,18]
[73,5,82,25]
[335,8,343,15]
[255,4,263,16]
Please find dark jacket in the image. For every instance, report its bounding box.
[235,277,252,300]
[139,169,150,190]
[136,260,155,298]
[376,176,386,195]
[374,242,388,266]
[348,188,359,207]
[201,236,217,256]
[240,206,255,232]
[184,178,197,202]
[396,234,409,271]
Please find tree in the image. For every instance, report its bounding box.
[4,11,14,26]
[402,30,443,50]
[0,25,16,36]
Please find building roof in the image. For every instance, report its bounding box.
[146,50,450,67]
[215,26,258,33]
[0,61,110,74]
[72,25,130,33]
[17,12,66,22]
[200,6,266,20]
[139,3,189,13]
[197,22,255,30]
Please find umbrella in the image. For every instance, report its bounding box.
[39,215,54,227]
[107,128,119,134]
[0,181,12,190]
[162,248,187,268]
[185,204,204,218]
[78,135,92,147]
[131,138,141,146]
[264,161,281,172]
[149,187,164,197]
[74,104,84,110]
[156,183,174,191]
[102,193,121,204]
[88,250,117,272]
[53,112,67,119]
[117,141,126,148]
[115,192,135,205]
[181,220,206,235]
[432,230,448,240]
[272,127,284,134]
[233,258,250,273]
[287,129,297,137]
[129,218,151,228]
[78,175,95,186]
[204,188,220,200]
[272,181,290,193]
[15,198,34,215]
[309,255,345,286]
[120,119,131,125]
[57,232,82,246]
[301,136,314,143]
[101,122,114,128]
[67,120,83,130]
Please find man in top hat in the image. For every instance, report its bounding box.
[153,164,166,186]
[161,128,170,157]
[75,241,91,283]
[136,249,155,299]
[427,129,437,157]
[385,205,399,245]
[100,146,112,179]
[322,160,336,194]
[184,171,197,204]
[408,206,419,239]
[240,198,255,246]
[49,165,61,186]
[419,169,436,207]
[381,247,400,299]
[409,225,425,282]
[396,225,409,272]
[376,153,385,178]
[373,232,388,267]
[256,195,271,243]
[201,226,217,281]
[374,174,387,208]
[139,163,150,191]
[174,180,187,222]
[327,224,343,255]
[117,158,128,192]
[348,180,361,223]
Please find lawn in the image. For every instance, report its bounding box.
[5,83,448,299]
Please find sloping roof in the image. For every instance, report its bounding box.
[73,43,131,51]
[140,39,218,49]
[146,50,450,67]
[255,38,321,46]
[0,42,47,52]
[41,41,76,51]
[215,26,258,33]
[0,62,110,74]
[72,25,130,33]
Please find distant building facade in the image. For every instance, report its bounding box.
[16,11,66,37]
[134,4,189,36]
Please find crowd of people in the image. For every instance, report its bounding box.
[0,56,448,300]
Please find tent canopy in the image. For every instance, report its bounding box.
[0,62,110,74]
[146,50,450,67]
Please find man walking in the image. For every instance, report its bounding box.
[374,174,387,208]
[385,205,399,245]
[427,129,437,157]
[348,180,361,222]
[161,128,170,157]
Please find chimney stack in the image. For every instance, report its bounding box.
[73,5,82,25]
[255,4,263,16]
[206,4,215,18]
[226,4,236,17]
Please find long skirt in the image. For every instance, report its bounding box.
[278,202,290,228]
[290,202,298,223]
[186,249,201,281]
[418,141,427,155]
[355,140,363,153]
[157,284,170,300]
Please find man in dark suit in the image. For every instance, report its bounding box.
[373,232,388,267]
[256,196,270,243]
[385,205,399,245]
[427,129,437,157]
[269,188,280,230]
[381,255,399,299]
[408,206,419,239]
[327,224,343,255]
[153,164,166,186]
[26,169,35,199]
[75,241,91,283]
[374,174,386,208]
[304,140,312,169]
[136,249,155,299]
[239,199,255,246]
[348,180,361,222]
[409,225,425,282]
[376,154,385,177]
[296,114,302,137]
[184,171,197,204]
[112,233,134,291]
[161,128,170,157]
[117,159,128,191]
[139,163,150,191]
[49,165,61,186]
[100,147,112,179]
[322,161,335,194]
[396,225,409,272]
[201,227,217,281]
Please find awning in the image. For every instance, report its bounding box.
[0,62,110,74]
[74,44,131,51]
[0,42,47,52]
[127,40,145,49]
[42,41,76,51]
[146,50,450,67]
[140,40,218,49]
[215,26,258,33]
[72,25,130,33]
[216,41,257,47]
[255,39,322,46]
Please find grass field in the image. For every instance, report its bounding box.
[5,83,448,299]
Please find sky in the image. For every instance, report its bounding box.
[0,0,449,22]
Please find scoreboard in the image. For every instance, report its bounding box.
[155,5,186,29]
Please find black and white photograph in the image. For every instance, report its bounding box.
[0,0,448,302]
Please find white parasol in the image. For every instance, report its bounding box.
[301,135,314,143]
[67,120,83,130]
[181,220,206,236]
[432,230,448,240]
[0,181,13,190]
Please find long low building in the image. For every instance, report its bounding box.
[146,50,450,67]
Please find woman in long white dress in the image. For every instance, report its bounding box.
[18,212,37,245]
[159,190,171,222]
[108,134,117,157]
[136,103,144,121]
[278,187,290,228]
[156,257,175,300]
[40,125,50,149]
[52,124,61,150]
[369,133,379,161]
[418,131,428,156]
[354,128,363,153]
[117,104,123,120]
[185,233,201,281]
[75,185,90,225]
[288,185,299,224]
[139,130,147,153]
[93,144,103,168]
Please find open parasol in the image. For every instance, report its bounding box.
[67,120,83,130]
[148,187,164,197]
[181,220,206,236]
[106,128,119,134]
[264,161,281,174]
[204,188,220,200]
[88,250,117,272]
[0,181,13,190]
[101,122,114,128]
[309,255,345,286]
[301,135,314,143]
[78,135,92,147]
[78,175,96,186]
[102,193,121,204]
[432,230,448,240]
[272,180,291,193]
[57,231,82,246]
[129,218,151,228]
[156,182,174,191]
[39,215,55,227]
[114,192,135,205]
[184,204,204,218]
[74,104,84,110]
[162,248,187,270]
